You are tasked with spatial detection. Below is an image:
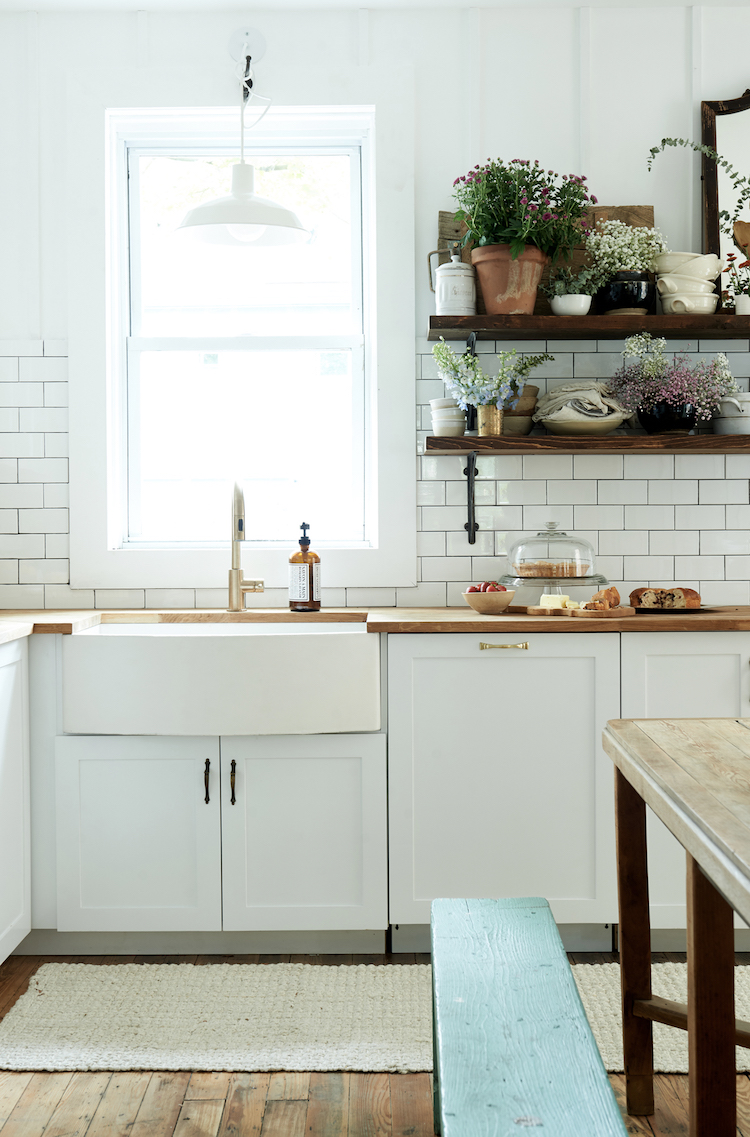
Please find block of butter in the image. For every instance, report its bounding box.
[539,594,570,609]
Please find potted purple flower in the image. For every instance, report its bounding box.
[452,159,596,314]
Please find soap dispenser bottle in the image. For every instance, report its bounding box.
[288,522,321,612]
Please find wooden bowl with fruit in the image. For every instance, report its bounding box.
[463,581,516,615]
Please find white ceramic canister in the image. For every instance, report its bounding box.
[713,393,750,434]
[432,252,477,316]
[735,295,750,315]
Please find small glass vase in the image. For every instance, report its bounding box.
[477,405,504,436]
[637,401,696,434]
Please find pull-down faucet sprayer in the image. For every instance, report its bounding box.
[228,483,264,611]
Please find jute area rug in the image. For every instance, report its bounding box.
[0,963,433,1073]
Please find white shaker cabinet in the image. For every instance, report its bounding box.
[0,639,29,964]
[221,734,387,931]
[621,631,750,928]
[388,632,621,926]
[55,736,222,932]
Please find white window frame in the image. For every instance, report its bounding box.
[67,67,416,590]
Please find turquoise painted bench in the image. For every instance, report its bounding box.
[430,897,627,1136]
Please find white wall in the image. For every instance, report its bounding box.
[0,5,749,607]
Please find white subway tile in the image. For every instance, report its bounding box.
[593,530,647,556]
[495,530,524,557]
[242,589,290,609]
[726,455,750,478]
[700,580,750,605]
[19,559,68,584]
[0,461,16,482]
[0,561,17,583]
[521,505,572,530]
[43,339,68,357]
[344,587,396,606]
[144,589,196,609]
[447,530,493,556]
[471,556,509,580]
[476,505,524,530]
[674,556,725,579]
[624,556,674,580]
[416,379,447,403]
[547,339,598,353]
[0,584,44,608]
[94,589,145,609]
[0,341,42,358]
[649,531,699,555]
[623,454,674,479]
[476,455,524,480]
[548,480,596,505]
[532,355,573,378]
[625,505,674,530]
[0,384,42,407]
[699,339,750,352]
[321,588,347,606]
[699,479,749,504]
[417,481,445,506]
[417,531,445,557]
[44,584,95,609]
[598,480,647,505]
[674,454,725,479]
[195,588,228,609]
[728,505,750,528]
[718,351,750,376]
[700,530,750,555]
[18,458,67,482]
[0,535,43,558]
[648,480,698,505]
[0,434,43,457]
[496,480,546,505]
[573,454,623,479]
[44,434,68,458]
[0,511,17,534]
[675,505,725,529]
[45,534,69,558]
[19,357,66,382]
[44,383,68,407]
[596,556,623,580]
[574,505,624,529]
[420,557,471,582]
[573,352,621,378]
[446,480,494,506]
[43,484,69,508]
[421,505,467,531]
[19,407,68,432]
[726,556,750,579]
[421,456,464,480]
[420,355,442,379]
[396,582,447,607]
[0,359,18,381]
[522,454,572,480]
[18,508,68,533]
[446,581,474,606]
[0,409,17,432]
[493,339,546,352]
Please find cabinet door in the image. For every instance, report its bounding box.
[388,632,621,925]
[621,631,750,928]
[56,736,221,931]
[0,640,29,963]
[221,734,387,931]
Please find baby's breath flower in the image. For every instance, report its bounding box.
[609,333,737,421]
[585,219,668,276]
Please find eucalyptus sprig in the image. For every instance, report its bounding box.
[648,137,749,238]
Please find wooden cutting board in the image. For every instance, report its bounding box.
[569,606,636,618]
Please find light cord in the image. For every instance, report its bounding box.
[234,41,271,166]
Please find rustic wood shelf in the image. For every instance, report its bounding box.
[428,314,750,341]
[424,434,750,455]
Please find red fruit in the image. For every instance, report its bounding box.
[466,585,479,593]
[497,584,507,591]
[479,581,490,592]
[486,584,499,592]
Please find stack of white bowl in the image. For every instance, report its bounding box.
[654,251,723,314]
[430,398,466,437]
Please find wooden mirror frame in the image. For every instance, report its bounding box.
[702,89,750,256]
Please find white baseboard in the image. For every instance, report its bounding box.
[15,929,386,955]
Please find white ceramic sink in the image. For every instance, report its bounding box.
[62,621,380,736]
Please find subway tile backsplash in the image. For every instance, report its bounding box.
[0,338,748,608]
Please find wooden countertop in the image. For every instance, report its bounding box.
[0,605,749,635]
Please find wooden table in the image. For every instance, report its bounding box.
[602,718,750,1136]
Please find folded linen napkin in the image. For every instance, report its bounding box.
[533,381,631,425]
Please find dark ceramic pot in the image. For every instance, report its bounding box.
[637,402,696,434]
[595,271,656,316]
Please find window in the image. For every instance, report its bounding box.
[124,114,371,548]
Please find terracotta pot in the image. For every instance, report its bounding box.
[477,405,504,436]
[471,244,550,315]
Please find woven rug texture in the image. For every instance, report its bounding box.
[573,962,750,1073]
[0,963,433,1073]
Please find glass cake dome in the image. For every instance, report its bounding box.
[500,522,608,605]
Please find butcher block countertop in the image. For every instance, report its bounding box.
[0,605,749,635]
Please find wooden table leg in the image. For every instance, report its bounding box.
[687,855,735,1137]
[615,767,654,1116]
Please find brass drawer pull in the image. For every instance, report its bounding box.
[480,641,529,650]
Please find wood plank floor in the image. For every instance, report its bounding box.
[0,951,747,1136]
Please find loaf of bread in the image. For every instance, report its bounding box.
[582,586,621,611]
[629,587,701,609]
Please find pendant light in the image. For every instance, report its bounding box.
[177,30,308,247]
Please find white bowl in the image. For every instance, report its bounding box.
[430,398,461,409]
[653,251,701,274]
[550,294,592,316]
[661,292,719,314]
[431,422,466,437]
[544,415,626,436]
[672,254,723,281]
[657,273,717,296]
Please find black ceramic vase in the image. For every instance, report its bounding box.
[595,271,656,316]
[637,402,696,434]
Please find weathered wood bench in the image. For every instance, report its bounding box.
[431,896,627,1136]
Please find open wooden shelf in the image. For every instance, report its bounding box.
[428,314,750,341]
[424,433,750,455]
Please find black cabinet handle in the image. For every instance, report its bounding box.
[204,758,210,804]
[230,759,236,805]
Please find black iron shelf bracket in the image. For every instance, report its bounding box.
[463,450,479,544]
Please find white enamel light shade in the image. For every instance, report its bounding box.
[177,163,308,246]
